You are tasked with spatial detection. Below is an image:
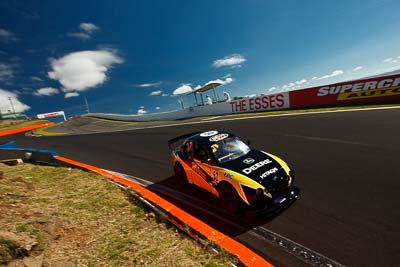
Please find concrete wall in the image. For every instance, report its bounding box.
[87,92,290,122]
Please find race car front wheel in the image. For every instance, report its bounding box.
[218,183,242,214]
[174,163,188,187]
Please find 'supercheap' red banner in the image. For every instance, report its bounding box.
[289,73,400,108]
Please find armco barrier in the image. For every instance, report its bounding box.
[0,122,54,137]
[0,141,59,164]
[0,142,272,267]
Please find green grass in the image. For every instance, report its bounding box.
[15,223,47,250]
[31,127,66,136]
[0,119,49,131]
[0,163,239,266]
[0,238,19,252]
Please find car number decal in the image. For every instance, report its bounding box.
[209,133,229,142]
[211,144,219,153]
[200,131,218,137]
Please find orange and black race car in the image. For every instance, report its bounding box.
[168,130,299,215]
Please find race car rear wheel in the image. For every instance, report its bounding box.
[218,183,242,214]
[174,163,188,187]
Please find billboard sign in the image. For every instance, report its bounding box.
[229,93,290,113]
[289,74,400,108]
[37,111,66,121]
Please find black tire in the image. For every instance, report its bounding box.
[174,163,188,187]
[218,183,242,214]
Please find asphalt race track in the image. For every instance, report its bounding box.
[1,107,399,267]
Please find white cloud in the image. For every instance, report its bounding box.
[65,92,79,98]
[295,79,307,85]
[317,69,344,80]
[0,28,18,42]
[137,106,147,115]
[68,22,100,40]
[80,22,100,33]
[245,94,256,98]
[173,84,193,95]
[31,76,44,82]
[225,77,234,84]
[352,66,363,72]
[0,89,30,113]
[0,63,14,82]
[380,56,400,65]
[268,86,277,92]
[194,85,202,90]
[161,93,169,97]
[67,32,91,40]
[48,50,123,92]
[136,81,162,88]
[278,70,344,92]
[155,106,160,110]
[34,87,59,97]
[149,90,162,96]
[382,57,399,64]
[281,81,303,91]
[213,54,246,68]
[204,77,234,87]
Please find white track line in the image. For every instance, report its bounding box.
[66,106,400,136]
[201,116,223,121]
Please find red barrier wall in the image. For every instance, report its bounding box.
[289,74,400,108]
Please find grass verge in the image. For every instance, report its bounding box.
[0,163,238,266]
[0,120,49,131]
[31,127,66,136]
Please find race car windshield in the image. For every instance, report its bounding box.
[212,137,250,163]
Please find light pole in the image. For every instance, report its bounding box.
[178,98,185,110]
[84,97,90,114]
[8,97,16,118]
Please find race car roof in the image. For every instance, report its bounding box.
[190,130,236,146]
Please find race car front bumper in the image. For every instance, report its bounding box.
[245,186,300,217]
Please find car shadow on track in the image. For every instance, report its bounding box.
[145,175,296,237]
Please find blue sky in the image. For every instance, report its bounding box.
[0,0,399,118]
